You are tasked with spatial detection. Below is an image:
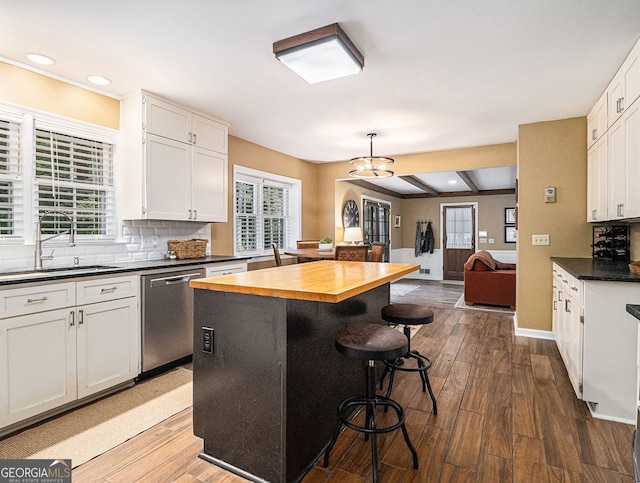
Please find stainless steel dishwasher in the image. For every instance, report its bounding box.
[140,268,205,373]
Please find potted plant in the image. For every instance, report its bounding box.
[319,237,333,251]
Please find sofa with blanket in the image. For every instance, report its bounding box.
[463,250,516,309]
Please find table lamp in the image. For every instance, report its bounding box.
[344,227,363,244]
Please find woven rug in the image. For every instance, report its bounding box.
[0,366,192,468]
[454,294,514,314]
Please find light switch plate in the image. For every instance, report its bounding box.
[532,234,550,245]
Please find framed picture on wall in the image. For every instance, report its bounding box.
[505,207,516,225]
[394,215,401,228]
[505,226,517,243]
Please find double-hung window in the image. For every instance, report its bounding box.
[34,128,114,238]
[0,118,22,238]
[234,167,300,256]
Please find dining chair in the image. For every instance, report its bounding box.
[296,240,320,249]
[296,240,319,263]
[335,245,368,262]
[272,244,282,267]
[369,242,386,262]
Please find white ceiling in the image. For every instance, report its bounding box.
[1,0,640,171]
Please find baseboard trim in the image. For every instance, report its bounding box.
[513,315,554,340]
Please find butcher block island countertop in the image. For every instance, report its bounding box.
[189,260,419,303]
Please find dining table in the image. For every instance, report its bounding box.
[283,247,335,261]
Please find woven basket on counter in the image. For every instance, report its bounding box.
[168,239,208,259]
[630,261,640,274]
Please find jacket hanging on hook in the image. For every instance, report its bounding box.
[425,221,434,254]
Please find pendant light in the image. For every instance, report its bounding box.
[349,133,395,178]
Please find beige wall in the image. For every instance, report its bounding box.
[210,135,319,255]
[401,193,516,251]
[517,117,591,331]
[0,62,119,129]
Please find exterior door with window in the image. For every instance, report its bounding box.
[442,205,475,281]
[363,199,390,261]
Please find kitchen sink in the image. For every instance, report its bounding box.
[0,265,118,282]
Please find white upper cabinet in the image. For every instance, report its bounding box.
[587,37,640,222]
[608,101,640,220]
[587,135,608,222]
[144,96,191,143]
[121,91,229,222]
[587,92,607,148]
[608,38,640,126]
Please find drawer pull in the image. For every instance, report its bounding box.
[101,287,118,293]
[27,296,48,303]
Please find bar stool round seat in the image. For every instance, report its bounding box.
[380,303,438,414]
[323,323,418,482]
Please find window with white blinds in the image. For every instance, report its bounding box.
[34,129,114,237]
[234,167,300,256]
[0,119,22,238]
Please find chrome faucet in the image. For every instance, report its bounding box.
[34,210,76,270]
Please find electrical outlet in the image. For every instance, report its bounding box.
[532,234,550,245]
[143,237,154,248]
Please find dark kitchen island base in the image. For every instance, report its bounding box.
[192,284,390,482]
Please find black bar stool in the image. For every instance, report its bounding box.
[379,303,437,414]
[323,323,419,482]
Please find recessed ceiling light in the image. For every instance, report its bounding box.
[26,53,55,66]
[449,179,457,185]
[87,75,111,86]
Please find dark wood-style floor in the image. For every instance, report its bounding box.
[73,280,635,482]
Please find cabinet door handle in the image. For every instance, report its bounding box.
[193,209,197,220]
[565,299,570,313]
[592,128,597,140]
[617,97,625,113]
[27,296,48,304]
[79,309,84,325]
[70,311,75,327]
[193,133,197,145]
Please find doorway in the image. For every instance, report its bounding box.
[442,203,476,281]
[363,198,390,261]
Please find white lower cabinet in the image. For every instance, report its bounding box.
[204,261,248,277]
[1,308,77,427]
[0,274,139,432]
[76,297,138,399]
[552,265,583,398]
[552,262,638,423]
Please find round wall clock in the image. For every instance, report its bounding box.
[343,199,359,228]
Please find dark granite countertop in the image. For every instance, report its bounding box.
[626,304,640,321]
[0,255,250,287]
[551,257,640,282]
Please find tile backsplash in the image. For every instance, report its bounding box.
[0,220,212,272]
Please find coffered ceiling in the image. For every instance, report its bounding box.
[1,1,640,167]
[346,166,517,198]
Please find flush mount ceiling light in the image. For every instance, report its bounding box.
[87,75,111,86]
[26,53,55,65]
[273,23,364,84]
[349,133,394,178]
